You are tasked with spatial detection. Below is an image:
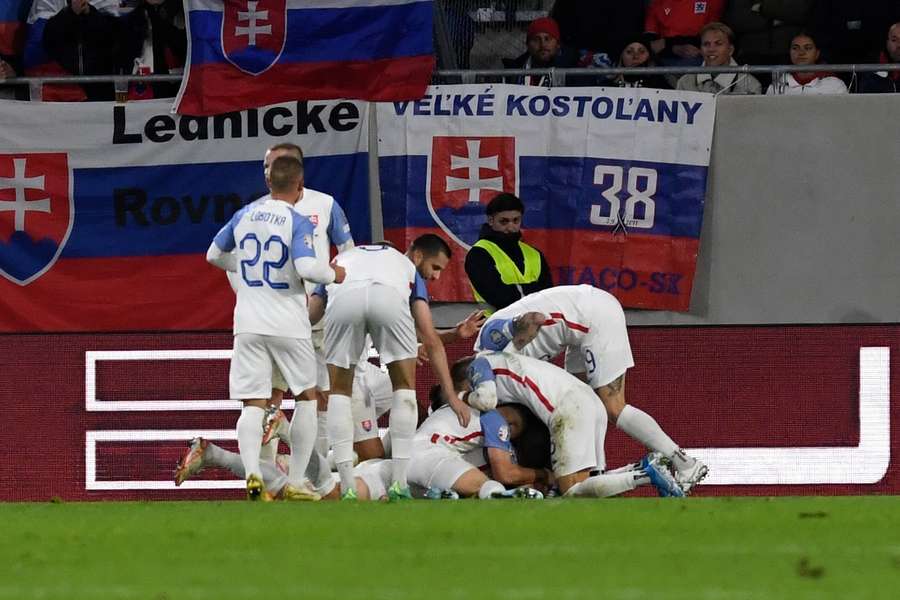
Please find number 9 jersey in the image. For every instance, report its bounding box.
[208,196,334,339]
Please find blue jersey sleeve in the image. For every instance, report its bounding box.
[327,201,353,246]
[409,272,430,303]
[467,356,495,388]
[311,283,328,298]
[480,410,513,452]
[290,211,317,260]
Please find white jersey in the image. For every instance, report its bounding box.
[210,196,318,338]
[328,244,422,302]
[292,188,354,310]
[475,285,634,388]
[414,405,485,454]
[471,352,590,426]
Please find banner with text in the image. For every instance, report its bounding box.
[0,99,369,332]
[377,84,716,310]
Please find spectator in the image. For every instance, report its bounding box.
[0,57,17,99]
[120,0,186,99]
[858,22,900,94]
[809,0,900,65]
[724,0,814,66]
[41,0,132,100]
[550,0,645,63]
[502,17,576,86]
[645,0,725,68]
[464,192,552,315]
[766,31,847,94]
[677,22,762,94]
[606,34,670,89]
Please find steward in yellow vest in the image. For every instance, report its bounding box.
[464,193,553,314]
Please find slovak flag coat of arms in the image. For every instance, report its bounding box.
[0,153,73,286]
[426,136,517,248]
[221,0,287,75]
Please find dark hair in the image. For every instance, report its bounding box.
[790,30,821,49]
[268,142,304,162]
[510,407,551,469]
[428,384,446,412]
[268,155,303,192]
[485,192,524,216]
[411,233,452,259]
[450,355,475,389]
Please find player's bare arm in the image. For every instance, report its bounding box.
[486,447,547,489]
[411,299,471,427]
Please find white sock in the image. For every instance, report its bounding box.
[615,405,678,457]
[606,461,641,474]
[564,472,639,498]
[479,480,505,499]
[288,400,317,487]
[327,394,355,493]
[236,405,266,479]
[259,438,278,465]
[389,389,417,488]
[594,399,609,472]
[315,410,329,457]
[306,449,335,497]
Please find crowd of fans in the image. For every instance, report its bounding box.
[1,1,899,100]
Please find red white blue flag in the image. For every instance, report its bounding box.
[175,0,435,116]
[378,84,717,312]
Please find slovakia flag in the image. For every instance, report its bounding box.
[175,0,435,116]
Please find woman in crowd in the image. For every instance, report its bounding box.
[766,31,848,95]
[606,36,670,89]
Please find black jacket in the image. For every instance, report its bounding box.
[464,224,553,311]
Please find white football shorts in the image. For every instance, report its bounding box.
[351,361,394,441]
[324,282,417,369]
[548,389,601,477]
[229,333,316,399]
[354,458,393,500]
[408,443,480,492]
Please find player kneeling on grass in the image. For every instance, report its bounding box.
[454,352,686,497]
[476,285,709,492]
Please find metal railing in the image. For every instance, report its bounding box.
[2,64,899,99]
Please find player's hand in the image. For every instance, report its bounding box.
[331,262,346,283]
[415,343,430,366]
[455,310,486,340]
[449,396,470,427]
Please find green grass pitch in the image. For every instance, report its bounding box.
[3,496,899,599]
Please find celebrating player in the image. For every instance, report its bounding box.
[455,351,685,497]
[206,155,345,500]
[475,284,708,492]
[316,235,469,500]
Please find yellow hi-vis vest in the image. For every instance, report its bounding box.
[471,239,542,313]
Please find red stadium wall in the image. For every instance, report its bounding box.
[1,325,897,501]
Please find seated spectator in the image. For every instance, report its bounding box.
[858,22,900,93]
[645,0,725,68]
[0,57,16,99]
[502,17,576,86]
[40,0,134,100]
[725,0,814,66]
[766,31,848,94]
[676,22,762,94]
[606,35,670,89]
[120,0,186,99]
[551,0,645,65]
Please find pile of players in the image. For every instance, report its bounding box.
[174,143,709,501]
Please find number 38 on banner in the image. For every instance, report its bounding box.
[589,165,657,229]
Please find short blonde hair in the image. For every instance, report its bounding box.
[700,22,735,46]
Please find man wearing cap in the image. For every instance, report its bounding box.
[502,16,576,86]
[464,192,553,315]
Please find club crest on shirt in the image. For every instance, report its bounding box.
[694,2,707,14]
